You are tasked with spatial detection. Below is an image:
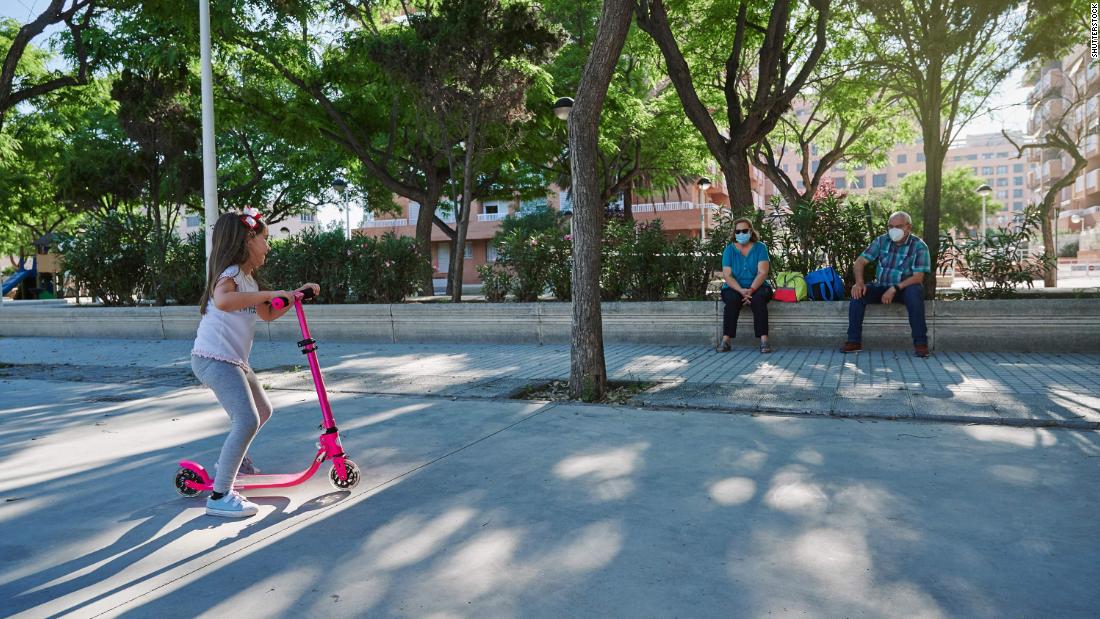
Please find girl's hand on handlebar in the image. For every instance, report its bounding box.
[268,290,295,304]
[295,283,320,297]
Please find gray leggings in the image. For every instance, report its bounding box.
[191,356,273,493]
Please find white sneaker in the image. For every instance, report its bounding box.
[206,491,259,518]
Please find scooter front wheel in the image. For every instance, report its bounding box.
[329,459,361,490]
[174,467,204,497]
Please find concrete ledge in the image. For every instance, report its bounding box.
[1,299,1098,352]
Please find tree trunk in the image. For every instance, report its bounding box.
[920,135,945,300]
[623,179,633,221]
[721,154,755,214]
[567,0,633,402]
[414,198,439,296]
[450,116,480,303]
[1040,201,1056,287]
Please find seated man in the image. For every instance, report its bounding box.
[841,211,931,357]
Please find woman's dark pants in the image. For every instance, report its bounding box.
[721,286,770,339]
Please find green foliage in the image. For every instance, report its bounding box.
[264,229,352,304]
[666,234,713,300]
[159,230,206,305]
[600,218,635,301]
[880,168,993,233]
[625,221,671,301]
[477,262,511,302]
[348,233,430,303]
[1059,241,1079,258]
[265,229,428,304]
[57,212,152,306]
[939,204,1054,299]
[750,194,886,287]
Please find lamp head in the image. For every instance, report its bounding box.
[552,97,574,121]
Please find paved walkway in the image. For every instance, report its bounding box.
[3,338,1098,429]
[2,339,1099,617]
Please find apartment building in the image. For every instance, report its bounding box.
[769,133,1035,232]
[1024,44,1100,259]
[354,168,769,285]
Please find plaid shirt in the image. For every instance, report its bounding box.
[860,233,931,286]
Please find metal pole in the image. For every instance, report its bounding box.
[345,192,351,241]
[200,0,218,265]
[981,194,987,239]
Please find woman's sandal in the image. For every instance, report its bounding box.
[717,340,732,352]
[759,342,772,354]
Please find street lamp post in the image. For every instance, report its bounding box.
[976,183,993,239]
[698,177,712,241]
[332,177,350,241]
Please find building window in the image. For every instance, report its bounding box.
[965,154,977,160]
[1014,176,1023,186]
[1013,188,1024,198]
[996,177,1009,187]
[996,189,1008,200]
[185,215,201,228]
[997,152,1009,158]
[834,177,847,189]
[982,152,994,159]
[872,173,887,188]
[996,165,1008,174]
[898,153,907,164]
[1013,201,1024,211]
[486,243,499,262]
[916,153,925,162]
[897,173,907,179]
[464,242,473,259]
[982,166,993,175]
[558,190,572,212]
[521,197,548,213]
[853,176,865,188]
[300,212,316,223]
[1013,163,1024,173]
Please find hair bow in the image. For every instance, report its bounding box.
[240,207,264,231]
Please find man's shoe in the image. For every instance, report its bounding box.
[206,491,259,518]
[841,341,862,353]
[914,344,930,358]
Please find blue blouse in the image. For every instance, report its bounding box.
[721,242,770,289]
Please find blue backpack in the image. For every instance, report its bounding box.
[805,266,845,301]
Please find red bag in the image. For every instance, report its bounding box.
[773,288,798,303]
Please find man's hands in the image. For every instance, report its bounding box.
[850,282,866,299]
[882,285,897,305]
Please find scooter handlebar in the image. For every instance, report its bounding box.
[269,287,316,311]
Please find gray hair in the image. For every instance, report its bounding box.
[888,211,912,225]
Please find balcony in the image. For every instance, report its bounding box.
[632,201,696,213]
[361,218,408,228]
[477,212,509,222]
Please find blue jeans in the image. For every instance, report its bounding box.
[847,284,928,346]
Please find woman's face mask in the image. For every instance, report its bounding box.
[735,229,752,244]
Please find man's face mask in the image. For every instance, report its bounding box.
[888,226,906,242]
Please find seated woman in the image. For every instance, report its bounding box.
[718,217,772,353]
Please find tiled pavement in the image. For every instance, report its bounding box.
[2,338,1098,429]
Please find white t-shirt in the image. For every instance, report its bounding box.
[191,265,260,369]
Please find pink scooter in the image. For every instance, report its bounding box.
[174,288,361,496]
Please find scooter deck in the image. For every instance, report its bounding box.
[231,468,319,490]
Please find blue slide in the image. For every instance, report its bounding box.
[2,258,36,296]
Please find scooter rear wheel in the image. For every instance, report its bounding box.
[329,459,361,490]
[174,467,204,497]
